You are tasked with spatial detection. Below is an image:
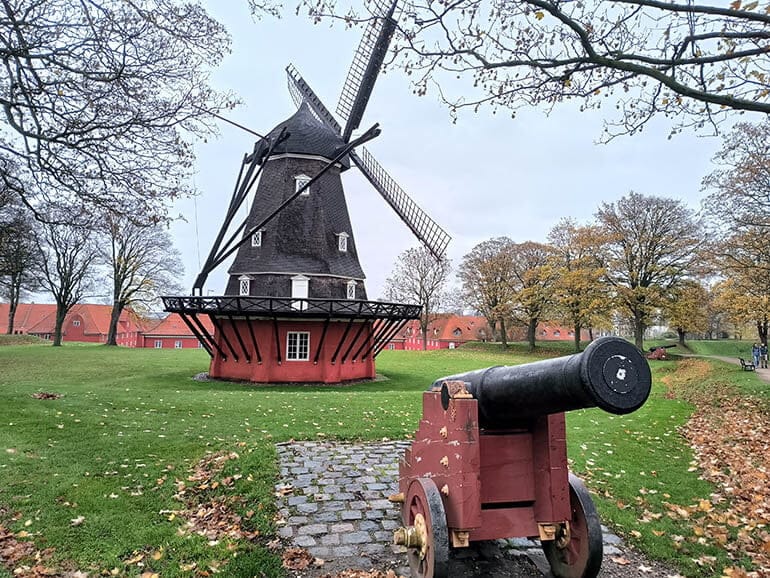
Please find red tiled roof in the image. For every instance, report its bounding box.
[0,303,144,336]
[141,313,214,337]
[397,315,492,342]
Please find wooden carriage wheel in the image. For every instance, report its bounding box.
[402,478,449,578]
[542,473,604,578]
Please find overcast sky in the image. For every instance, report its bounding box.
[170,1,754,300]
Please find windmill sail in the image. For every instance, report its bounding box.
[287,64,341,132]
[287,64,451,260]
[351,147,450,260]
[336,0,399,142]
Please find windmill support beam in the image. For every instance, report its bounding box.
[341,319,370,364]
[227,315,251,363]
[178,312,213,356]
[331,318,357,365]
[272,316,282,365]
[210,315,239,362]
[313,317,332,365]
[245,319,263,364]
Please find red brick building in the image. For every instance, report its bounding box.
[0,303,210,349]
[386,315,590,350]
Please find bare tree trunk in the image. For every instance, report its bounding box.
[6,273,22,334]
[106,302,123,346]
[677,327,686,346]
[757,319,768,346]
[634,318,645,350]
[527,317,537,351]
[7,306,15,335]
[588,327,594,341]
[573,323,582,352]
[499,318,508,349]
[52,306,67,346]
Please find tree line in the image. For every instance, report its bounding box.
[385,119,770,351]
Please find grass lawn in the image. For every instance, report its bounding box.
[0,342,766,576]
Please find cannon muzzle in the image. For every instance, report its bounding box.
[432,336,651,428]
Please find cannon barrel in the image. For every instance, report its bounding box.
[432,336,651,427]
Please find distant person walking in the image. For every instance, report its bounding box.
[761,343,768,368]
[752,343,761,368]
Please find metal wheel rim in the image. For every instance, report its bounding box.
[542,473,603,578]
[403,478,449,578]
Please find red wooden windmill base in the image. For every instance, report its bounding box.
[162,295,420,384]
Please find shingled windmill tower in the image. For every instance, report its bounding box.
[163,0,450,383]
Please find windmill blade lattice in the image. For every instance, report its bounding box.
[336,0,399,142]
[287,64,341,132]
[287,60,451,260]
[351,147,450,260]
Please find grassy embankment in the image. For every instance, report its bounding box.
[0,340,766,576]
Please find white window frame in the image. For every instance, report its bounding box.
[239,275,251,296]
[295,174,311,196]
[291,275,309,311]
[337,232,349,253]
[72,320,81,327]
[174,340,183,349]
[286,331,310,361]
[251,230,262,247]
[154,340,163,349]
[346,280,356,300]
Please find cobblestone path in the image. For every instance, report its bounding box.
[274,441,673,578]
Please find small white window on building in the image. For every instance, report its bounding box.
[197,341,204,349]
[154,340,163,349]
[337,232,349,253]
[251,230,262,247]
[239,275,251,296]
[174,340,183,349]
[286,331,310,361]
[72,320,81,327]
[295,174,311,196]
[291,274,309,311]
[346,280,356,300]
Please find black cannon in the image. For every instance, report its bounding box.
[396,337,653,578]
[432,336,652,427]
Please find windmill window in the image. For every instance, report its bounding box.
[72,320,81,327]
[174,340,183,349]
[286,331,310,361]
[154,340,163,349]
[295,175,311,196]
[346,280,357,300]
[453,328,462,336]
[251,230,262,247]
[337,232,349,252]
[291,275,309,311]
[239,275,251,296]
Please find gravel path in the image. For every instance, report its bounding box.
[275,441,683,578]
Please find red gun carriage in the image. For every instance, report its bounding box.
[393,337,652,578]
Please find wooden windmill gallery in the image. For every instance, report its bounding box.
[163,1,450,384]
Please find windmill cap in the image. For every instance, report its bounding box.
[255,102,351,169]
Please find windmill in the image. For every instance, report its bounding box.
[163,0,450,383]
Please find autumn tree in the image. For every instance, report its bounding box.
[662,279,710,346]
[713,275,770,344]
[548,219,610,352]
[708,226,770,343]
[596,192,703,349]
[703,119,770,230]
[458,237,516,347]
[100,215,184,346]
[382,246,451,350]
[37,220,99,346]
[306,0,770,138]
[0,0,239,220]
[507,241,556,350]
